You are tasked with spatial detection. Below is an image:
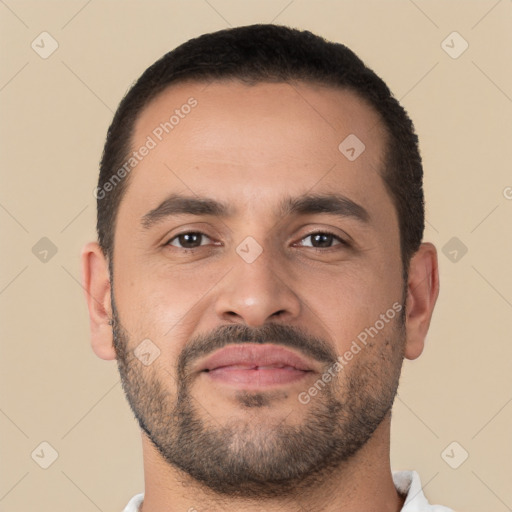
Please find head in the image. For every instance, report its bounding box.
[82,24,439,498]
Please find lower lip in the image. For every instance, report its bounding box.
[203,367,311,387]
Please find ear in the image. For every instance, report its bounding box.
[404,242,440,360]
[81,241,116,360]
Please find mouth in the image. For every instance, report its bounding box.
[198,343,316,388]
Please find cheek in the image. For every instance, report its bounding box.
[301,260,402,351]
[113,262,218,352]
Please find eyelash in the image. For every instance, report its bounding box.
[164,231,349,251]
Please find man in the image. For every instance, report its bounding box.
[81,24,452,511]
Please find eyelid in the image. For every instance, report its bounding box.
[296,230,350,248]
[160,221,222,243]
[165,231,216,248]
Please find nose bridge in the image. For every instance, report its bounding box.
[215,235,301,326]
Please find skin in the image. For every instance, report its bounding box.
[82,80,439,512]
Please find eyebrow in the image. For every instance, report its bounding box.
[140,192,370,230]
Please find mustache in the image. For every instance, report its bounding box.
[177,323,338,381]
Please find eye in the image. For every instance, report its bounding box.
[164,230,348,251]
[298,231,348,249]
[166,231,214,249]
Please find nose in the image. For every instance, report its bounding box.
[214,243,302,327]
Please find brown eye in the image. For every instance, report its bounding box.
[167,232,212,249]
[299,232,348,249]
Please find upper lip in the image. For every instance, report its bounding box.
[198,344,316,372]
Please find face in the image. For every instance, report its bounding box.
[110,81,407,497]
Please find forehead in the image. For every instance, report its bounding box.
[120,80,391,226]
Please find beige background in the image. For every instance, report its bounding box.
[1,1,511,511]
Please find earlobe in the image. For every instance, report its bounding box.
[81,242,116,360]
[404,242,440,360]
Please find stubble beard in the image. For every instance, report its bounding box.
[111,300,406,499]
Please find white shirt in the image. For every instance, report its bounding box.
[123,470,454,511]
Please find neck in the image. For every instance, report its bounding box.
[138,414,405,512]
